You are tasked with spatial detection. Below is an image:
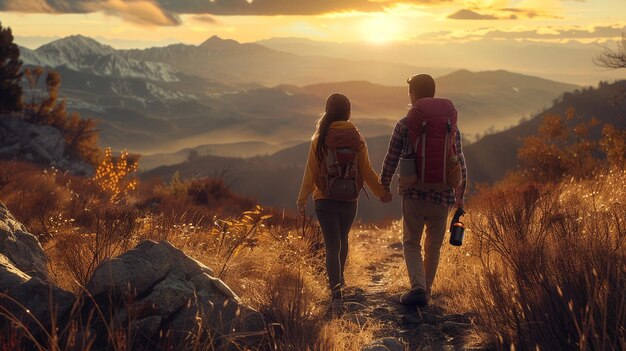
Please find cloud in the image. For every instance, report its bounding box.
[448,9,499,20]
[191,15,220,25]
[418,24,626,42]
[0,0,453,26]
[448,7,561,20]
[158,0,453,16]
[483,25,626,39]
[0,0,181,26]
[82,0,181,26]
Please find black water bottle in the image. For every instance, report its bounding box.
[449,208,466,246]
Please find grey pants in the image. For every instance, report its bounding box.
[402,197,450,293]
[315,199,358,298]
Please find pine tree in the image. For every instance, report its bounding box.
[0,22,23,114]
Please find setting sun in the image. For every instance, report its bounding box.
[361,15,404,44]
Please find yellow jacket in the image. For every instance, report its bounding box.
[297,121,387,207]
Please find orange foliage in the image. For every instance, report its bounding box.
[93,147,138,202]
[517,108,602,182]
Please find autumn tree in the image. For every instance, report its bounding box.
[94,147,139,202]
[0,22,23,114]
[517,108,601,182]
[23,67,101,165]
[599,123,626,169]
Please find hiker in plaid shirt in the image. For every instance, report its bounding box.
[379,74,467,306]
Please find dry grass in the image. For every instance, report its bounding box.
[2,158,624,350]
[466,169,626,350]
[0,160,381,350]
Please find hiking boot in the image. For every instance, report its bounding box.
[400,288,428,306]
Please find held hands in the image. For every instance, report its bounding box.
[455,198,464,210]
[379,192,393,203]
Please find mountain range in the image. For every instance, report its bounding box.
[20,35,577,161]
[257,37,626,86]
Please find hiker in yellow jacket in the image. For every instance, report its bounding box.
[297,93,392,314]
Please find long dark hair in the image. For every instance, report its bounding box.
[313,93,351,159]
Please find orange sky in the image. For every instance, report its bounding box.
[0,0,625,47]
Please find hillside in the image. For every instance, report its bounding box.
[296,71,578,137]
[465,80,626,183]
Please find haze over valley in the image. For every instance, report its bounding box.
[19,35,585,164]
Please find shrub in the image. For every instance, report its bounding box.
[517,108,601,183]
[469,169,626,350]
[93,147,139,202]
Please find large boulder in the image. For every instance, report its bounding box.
[0,203,75,337]
[0,117,93,176]
[86,240,270,349]
[0,203,49,280]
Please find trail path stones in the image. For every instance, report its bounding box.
[351,240,481,351]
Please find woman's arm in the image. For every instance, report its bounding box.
[358,138,388,199]
[297,139,319,207]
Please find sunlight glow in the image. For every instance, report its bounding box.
[361,15,404,44]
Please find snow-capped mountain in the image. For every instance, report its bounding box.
[36,35,116,67]
[21,35,181,83]
[89,54,179,82]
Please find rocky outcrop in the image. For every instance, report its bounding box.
[0,202,75,335]
[0,117,93,175]
[86,240,269,349]
[0,204,272,350]
[0,203,48,280]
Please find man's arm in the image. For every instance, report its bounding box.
[454,129,468,206]
[380,120,406,192]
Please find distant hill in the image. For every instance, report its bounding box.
[122,35,448,87]
[465,80,626,184]
[142,80,625,221]
[256,37,626,85]
[140,140,301,170]
[294,71,578,137]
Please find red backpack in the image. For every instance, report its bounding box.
[315,129,364,201]
[406,98,461,191]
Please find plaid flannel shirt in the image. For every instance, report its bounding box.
[380,117,467,206]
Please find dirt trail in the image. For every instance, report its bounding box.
[343,240,481,351]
